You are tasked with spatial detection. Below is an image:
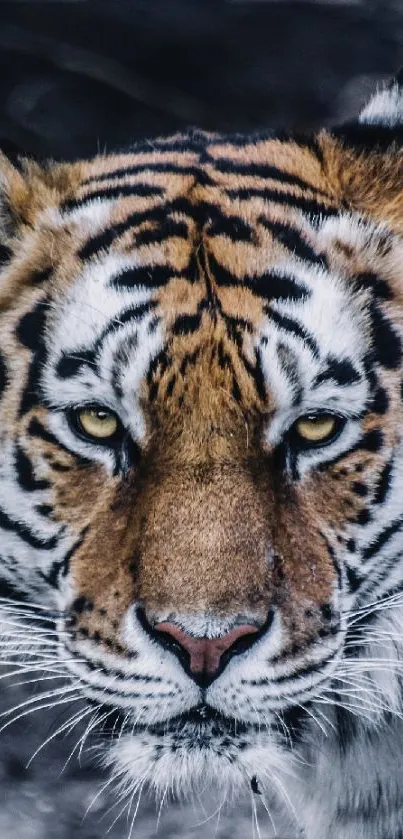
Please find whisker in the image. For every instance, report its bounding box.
[26,703,92,768]
[0,683,81,720]
[0,693,82,735]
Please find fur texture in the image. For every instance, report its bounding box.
[1,77,403,838]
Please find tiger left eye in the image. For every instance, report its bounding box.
[76,408,119,440]
[294,414,339,445]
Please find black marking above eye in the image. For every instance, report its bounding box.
[251,271,310,302]
[313,356,360,388]
[265,307,319,358]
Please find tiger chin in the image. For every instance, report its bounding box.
[1,72,403,839]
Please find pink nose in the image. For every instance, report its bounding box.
[154,622,259,676]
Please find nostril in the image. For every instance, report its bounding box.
[154,621,260,681]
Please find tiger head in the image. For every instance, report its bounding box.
[1,76,403,816]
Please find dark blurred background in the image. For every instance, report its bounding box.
[0,0,402,162]
[0,1,401,837]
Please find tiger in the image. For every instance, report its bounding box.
[0,70,403,839]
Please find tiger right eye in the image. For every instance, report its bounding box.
[75,408,119,441]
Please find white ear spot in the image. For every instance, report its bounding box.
[359,82,403,128]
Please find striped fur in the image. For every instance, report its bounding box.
[0,77,403,838]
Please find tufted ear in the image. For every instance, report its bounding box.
[0,151,83,249]
[333,69,403,149]
[324,70,403,234]
[358,69,403,133]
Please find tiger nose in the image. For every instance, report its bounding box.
[154,621,260,684]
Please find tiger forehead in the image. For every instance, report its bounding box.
[37,132,380,446]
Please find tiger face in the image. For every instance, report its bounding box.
[1,77,403,836]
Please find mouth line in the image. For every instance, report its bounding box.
[141,705,258,737]
[93,702,260,739]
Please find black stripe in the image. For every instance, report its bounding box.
[109,264,177,290]
[179,349,200,376]
[30,267,52,286]
[345,564,362,593]
[56,349,96,379]
[17,300,49,416]
[371,304,401,370]
[0,351,8,398]
[19,356,43,416]
[253,272,310,302]
[0,506,60,550]
[78,202,175,260]
[14,446,50,492]
[56,301,157,380]
[208,214,254,243]
[208,252,309,301]
[259,216,324,265]
[134,219,188,247]
[208,129,325,160]
[226,187,338,217]
[355,272,392,301]
[16,299,48,351]
[40,529,87,588]
[208,156,331,196]
[62,183,164,211]
[356,558,403,608]
[362,516,403,561]
[313,357,360,388]
[172,313,201,336]
[333,123,403,152]
[0,243,12,263]
[268,646,340,685]
[370,384,389,415]
[373,459,394,505]
[77,195,245,261]
[317,429,383,471]
[93,301,157,344]
[266,306,319,357]
[27,417,91,465]
[85,162,201,184]
[35,504,53,518]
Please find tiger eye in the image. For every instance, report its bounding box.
[295,414,337,443]
[77,408,118,440]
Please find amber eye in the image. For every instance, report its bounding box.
[74,407,119,442]
[294,414,341,446]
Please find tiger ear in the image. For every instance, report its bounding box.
[0,151,83,249]
[0,152,32,243]
[0,152,58,247]
[325,70,403,234]
[334,69,403,148]
[358,69,403,133]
